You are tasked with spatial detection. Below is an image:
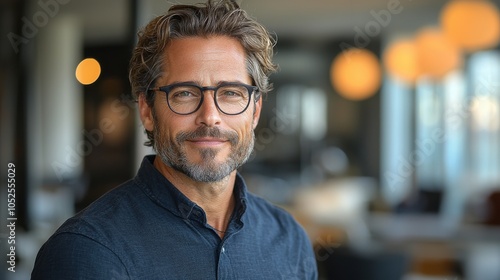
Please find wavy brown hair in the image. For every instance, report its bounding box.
[129,0,277,147]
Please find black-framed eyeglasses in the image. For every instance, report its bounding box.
[148,82,259,115]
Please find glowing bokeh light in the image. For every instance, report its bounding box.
[76,58,101,85]
[331,48,382,101]
[415,28,462,79]
[383,38,420,84]
[441,0,500,52]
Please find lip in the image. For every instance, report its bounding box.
[187,137,228,147]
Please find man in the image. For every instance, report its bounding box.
[32,0,318,279]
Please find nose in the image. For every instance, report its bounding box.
[195,91,222,127]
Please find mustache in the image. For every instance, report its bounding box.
[176,127,239,146]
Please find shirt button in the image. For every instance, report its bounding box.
[221,247,225,253]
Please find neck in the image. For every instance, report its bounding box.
[153,157,236,238]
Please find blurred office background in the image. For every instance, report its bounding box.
[2,0,500,279]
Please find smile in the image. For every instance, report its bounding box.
[187,137,228,147]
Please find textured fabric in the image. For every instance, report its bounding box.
[31,155,318,279]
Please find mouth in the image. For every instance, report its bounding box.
[186,137,228,147]
[176,127,238,151]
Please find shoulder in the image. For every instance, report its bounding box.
[31,229,129,279]
[245,192,291,219]
[243,192,318,279]
[236,174,301,231]
[77,178,144,217]
[31,180,142,279]
[245,192,307,237]
[38,179,142,254]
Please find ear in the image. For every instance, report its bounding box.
[252,96,262,129]
[138,93,154,132]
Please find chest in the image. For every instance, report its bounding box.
[111,219,305,279]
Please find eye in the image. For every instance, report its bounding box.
[218,86,246,98]
[174,91,194,97]
[170,86,200,99]
[223,91,239,96]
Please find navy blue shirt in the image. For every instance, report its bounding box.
[32,155,318,279]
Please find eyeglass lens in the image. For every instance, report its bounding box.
[167,84,251,114]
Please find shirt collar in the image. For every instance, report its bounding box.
[134,155,248,223]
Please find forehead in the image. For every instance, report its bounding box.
[161,36,250,84]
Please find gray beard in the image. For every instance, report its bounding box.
[153,124,255,182]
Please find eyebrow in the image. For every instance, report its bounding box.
[160,80,249,86]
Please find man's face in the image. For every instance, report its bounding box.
[141,36,262,182]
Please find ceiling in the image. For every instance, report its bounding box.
[55,0,460,45]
